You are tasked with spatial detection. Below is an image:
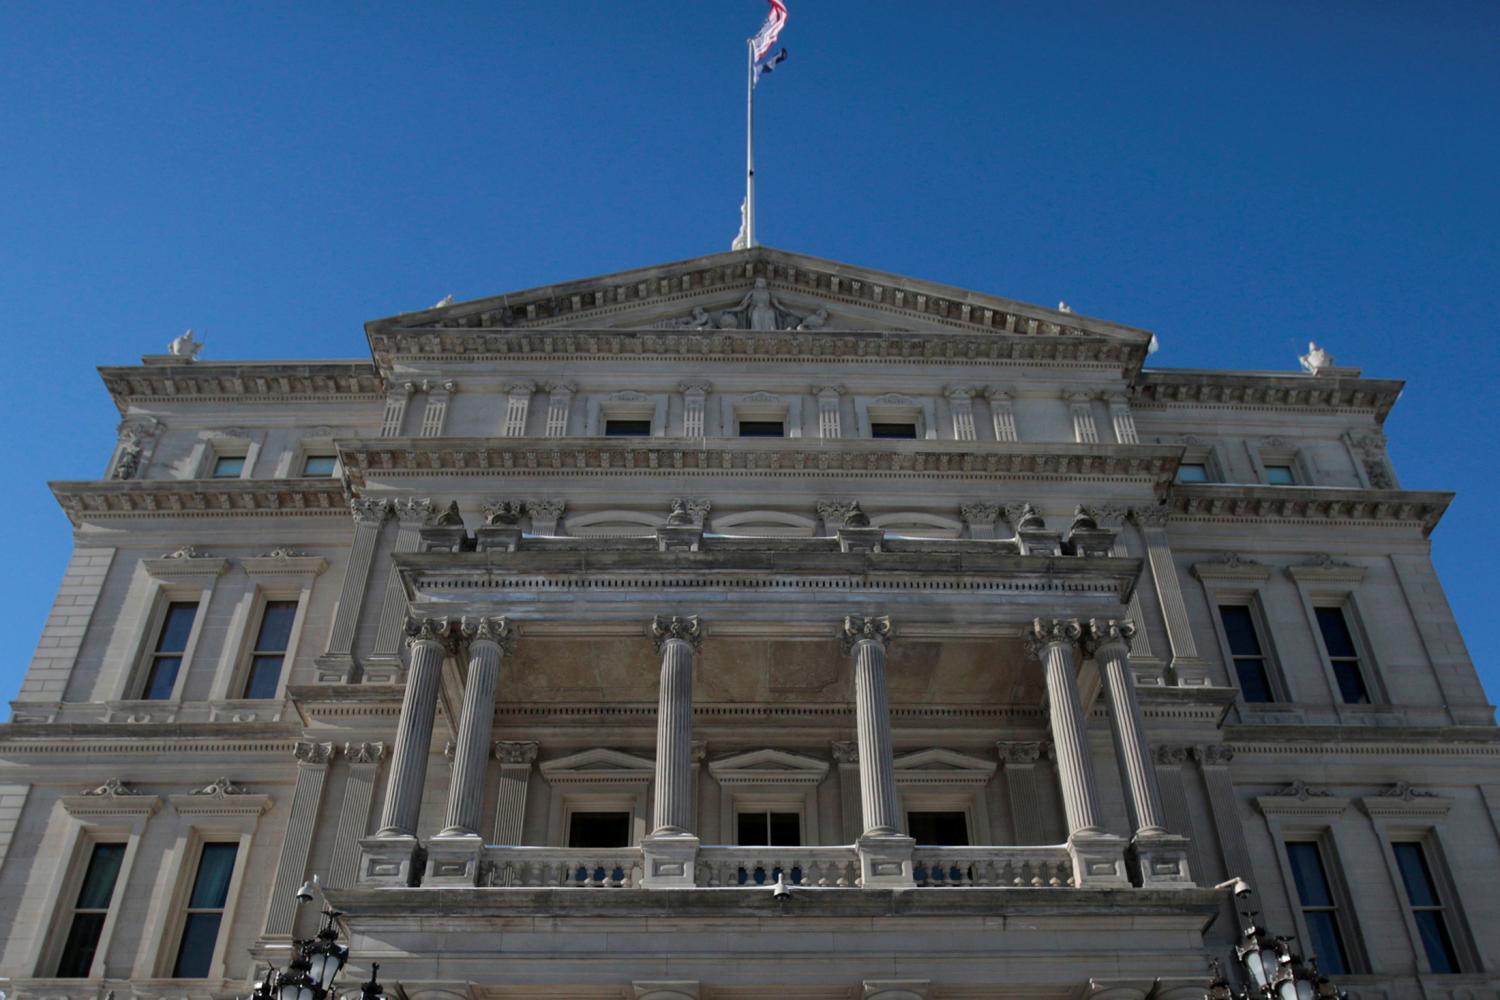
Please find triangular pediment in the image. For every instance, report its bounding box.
[708,748,830,786]
[539,747,655,776]
[892,748,997,783]
[367,246,1153,346]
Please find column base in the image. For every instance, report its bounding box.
[424,833,485,885]
[357,835,422,886]
[1130,830,1194,888]
[641,833,699,888]
[314,653,355,684]
[360,654,405,685]
[857,833,915,889]
[1066,831,1130,888]
[1168,657,1211,686]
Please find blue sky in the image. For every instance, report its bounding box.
[1,2,1495,706]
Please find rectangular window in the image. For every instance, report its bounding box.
[1218,605,1274,703]
[1315,606,1370,704]
[738,420,785,438]
[604,419,652,437]
[141,602,199,700]
[242,601,297,699]
[300,455,337,477]
[736,811,801,846]
[55,842,126,977]
[171,842,237,978]
[567,811,631,848]
[907,810,969,846]
[1392,842,1461,973]
[210,456,244,479]
[1285,840,1351,976]
[1177,462,1209,483]
[870,422,918,440]
[1264,464,1296,485]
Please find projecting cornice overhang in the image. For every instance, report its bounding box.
[1134,369,1403,423]
[363,246,1155,375]
[1163,484,1452,536]
[98,361,382,414]
[51,478,349,526]
[338,437,1183,489]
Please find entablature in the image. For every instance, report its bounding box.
[99,361,382,414]
[1134,369,1402,423]
[50,477,349,526]
[1161,483,1452,536]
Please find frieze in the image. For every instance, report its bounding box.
[53,479,348,525]
[337,439,1182,487]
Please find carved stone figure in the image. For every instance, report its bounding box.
[434,501,465,527]
[665,499,693,527]
[842,501,872,528]
[1299,341,1334,373]
[796,308,829,331]
[111,444,142,480]
[168,329,203,360]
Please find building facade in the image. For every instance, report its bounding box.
[0,247,1495,1000]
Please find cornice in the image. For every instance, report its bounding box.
[1225,723,1500,757]
[0,721,298,756]
[338,438,1182,487]
[98,361,382,414]
[1134,369,1403,423]
[51,478,349,526]
[1163,484,1452,536]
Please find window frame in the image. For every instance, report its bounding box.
[1191,557,1290,705]
[127,588,210,703]
[298,453,340,478]
[38,831,137,979]
[170,840,240,979]
[146,825,255,982]
[1387,837,1465,974]
[854,393,935,441]
[586,391,668,437]
[1175,441,1224,483]
[1285,563,1384,708]
[722,391,802,439]
[891,748,997,844]
[235,594,304,700]
[1275,832,1365,976]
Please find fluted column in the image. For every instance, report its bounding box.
[844,615,899,835]
[1085,619,1166,835]
[649,616,702,835]
[376,616,453,837]
[440,617,513,837]
[1026,619,1103,836]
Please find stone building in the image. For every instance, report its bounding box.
[0,246,1495,1000]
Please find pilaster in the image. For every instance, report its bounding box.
[315,498,389,683]
[996,740,1046,844]
[812,384,844,438]
[380,381,414,437]
[679,381,711,437]
[984,388,1018,441]
[503,381,535,436]
[1068,392,1099,444]
[327,741,384,888]
[419,379,455,437]
[365,496,434,682]
[1131,506,1208,685]
[543,382,575,437]
[261,741,333,939]
[944,386,977,441]
[492,741,538,845]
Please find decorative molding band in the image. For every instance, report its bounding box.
[242,554,328,577]
[99,363,381,412]
[339,439,1182,486]
[1255,794,1350,818]
[1133,371,1402,420]
[52,480,349,525]
[1359,794,1453,819]
[1164,485,1452,537]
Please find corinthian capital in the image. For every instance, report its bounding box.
[841,615,893,652]
[349,497,390,525]
[996,740,1042,764]
[461,615,515,653]
[1131,505,1172,529]
[392,496,435,525]
[1022,618,1082,660]
[344,741,386,765]
[294,741,335,765]
[651,615,703,652]
[493,740,539,765]
[404,614,457,651]
[1082,619,1136,656]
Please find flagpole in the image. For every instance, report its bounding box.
[745,36,755,249]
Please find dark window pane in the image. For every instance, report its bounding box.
[1236,660,1274,703]
[1177,463,1209,483]
[1286,842,1335,907]
[243,656,284,699]
[301,455,337,477]
[568,811,630,848]
[188,844,238,909]
[1304,911,1349,976]
[1265,464,1296,485]
[769,812,801,846]
[871,422,918,439]
[737,812,767,846]
[1393,843,1440,907]
[1315,607,1359,658]
[211,457,244,478]
[1333,661,1370,704]
[604,419,651,437]
[172,913,222,978]
[254,602,297,652]
[908,811,968,846]
[1413,911,1460,974]
[156,603,199,653]
[738,420,784,437]
[56,912,107,977]
[142,657,182,700]
[75,843,125,909]
[1219,606,1263,657]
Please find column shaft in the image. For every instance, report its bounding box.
[1095,633,1166,834]
[319,501,388,675]
[376,626,449,837]
[328,743,384,886]
[262,743,331,937]
[847,619,899,836]
[652,635,698,834]
[1033,621,1104,836]
[441,632,505,837]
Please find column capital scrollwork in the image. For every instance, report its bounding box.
[841,615,893,652]
[651,614,703,652]
[543,380,577,395]
[492,740,539,765]
[1022,618,1082,660]
[1153,744,1190,766]
[996,740,1042,764]
[1190,744,1234,766]
[525,497,565,519]
[1130,504,1172,529]
[505,380,536,396]
[405,614,458,652]
[349,497,390,525]
[831,740,859,764]
[344,741,386,765]
[1082,619,1136,656]
[959,502,1000,526]
[461,615,515,653]
[294,740,335,765]
[678,379,713,394]
[392,496,435,526]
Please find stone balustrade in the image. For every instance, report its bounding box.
[911,845,1072,887]
[483,846,644,888]
[696,846,861,887]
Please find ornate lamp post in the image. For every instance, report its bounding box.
[1206,879,1346,1000]
[246,876,387,1000]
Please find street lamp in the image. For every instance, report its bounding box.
[1206,879,1346,1000]
[243,875,387,1000]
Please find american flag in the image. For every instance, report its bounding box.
[751,0,788,61]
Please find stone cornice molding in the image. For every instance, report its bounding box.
[1134,369,1403,423]
[142,549,230,578]
[63,778,162,818]
[1284,555,1367,585]
[1358,783,1452,818]
[1164,484,1452,537]
[99,362,381,415]
[1255,791,1349,818]
[242,552,327,577]
[52,479,348,525]
[538,747,655,785]
[337,438,1182,488]
[170,777,272,817]
[1191,552,1272,582]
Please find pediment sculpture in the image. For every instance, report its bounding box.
[662,278,831,331]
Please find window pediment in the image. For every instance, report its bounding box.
[708,749,829,786]
[893,748,997,785]
[540,748,655,786]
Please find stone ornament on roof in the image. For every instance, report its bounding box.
[1299,341,1334,373]
[168,328,203,360]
